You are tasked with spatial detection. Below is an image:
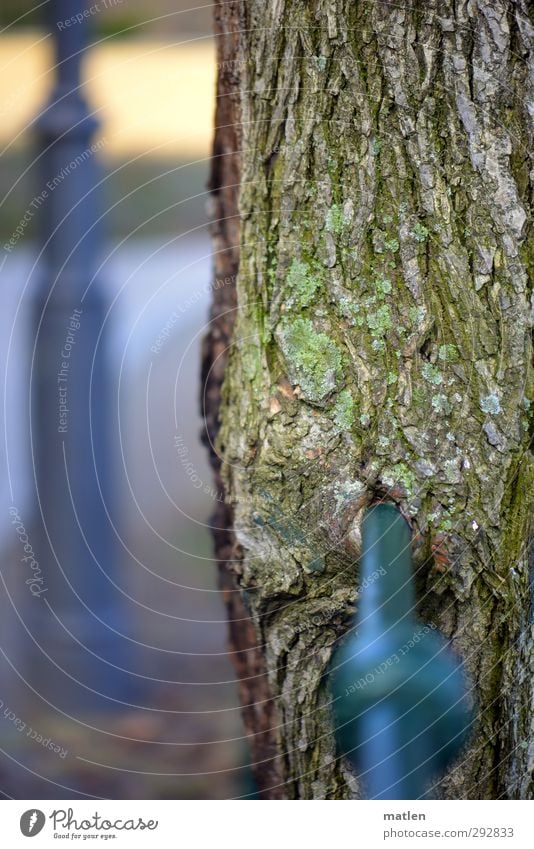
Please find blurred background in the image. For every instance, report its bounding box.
[0,0,248,799]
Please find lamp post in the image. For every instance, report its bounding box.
[31,0,127,708]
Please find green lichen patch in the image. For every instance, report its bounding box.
[432,393,452,414]
[371,137,382,156]
[409,305,427,327]
[279,317,343,404]
[412,222,429,242]
[438,344,459,362]
[333,389,355,429]
[374,276,392,297]
[367,305,393,337]
[382,463,416,496]
[325,204,345,234]
[437,516,453,532]
[285,258,323,309]
[339,297,364,327]
[372,228,400,254]
[384,237,400,253]
[480,393,502,415]
[422,362,443,386]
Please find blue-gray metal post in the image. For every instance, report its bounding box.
[330,503,472,799]
[31,0,127,707]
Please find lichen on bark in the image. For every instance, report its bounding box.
[204,0,534,799]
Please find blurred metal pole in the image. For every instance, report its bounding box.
[354,506,431,799]
[32,0,126,707]
[330,504,472,799]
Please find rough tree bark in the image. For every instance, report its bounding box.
[202,0,533,799]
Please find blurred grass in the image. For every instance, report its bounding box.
[0,0,212,36]
[0,150,210,240]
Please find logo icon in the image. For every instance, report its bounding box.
[20,810,46,837]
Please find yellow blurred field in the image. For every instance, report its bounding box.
[0,32,216,159]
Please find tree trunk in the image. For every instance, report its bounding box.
[202,0,534,799]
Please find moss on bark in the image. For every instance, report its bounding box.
[204,0,534,799]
